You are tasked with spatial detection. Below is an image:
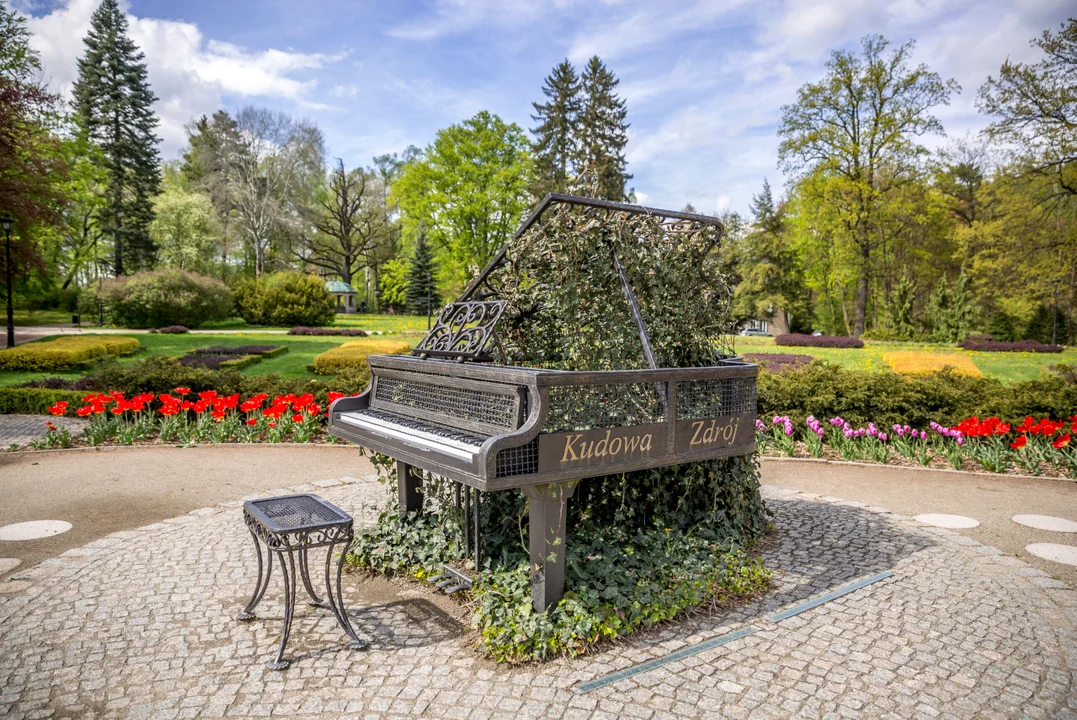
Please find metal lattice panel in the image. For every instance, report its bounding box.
[676,377,757,420]
[495,439,540,478]
[545,383,664,433]
[374,376,518,430]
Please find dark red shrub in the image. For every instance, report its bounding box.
[158,325,189,334]
[774,334,864,349]
[288,326,368,337]
[959,339,1062,353]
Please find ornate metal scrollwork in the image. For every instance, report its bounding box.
[413,300,507,362]
[244,511,353,551]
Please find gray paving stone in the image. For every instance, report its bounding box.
[0,479,1073,718]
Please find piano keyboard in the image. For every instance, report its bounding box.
[336,408,488,461]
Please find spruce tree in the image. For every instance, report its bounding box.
[886,274,916,339]
[72,0,161,275]
[405,232,439,316]
[575,56,631,201]
[530,60,580,198]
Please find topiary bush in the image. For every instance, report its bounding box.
[233,273,335,327]
[0,336,140,371]
[100,270,233,329]
[311,339,411,375]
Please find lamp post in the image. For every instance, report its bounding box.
[1,215,14,349]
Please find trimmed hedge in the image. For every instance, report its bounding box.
[178,354,262,370]
[775,333,864,348]
[0,388,87,415]
[759,361,1077,427]
[312,339,411,375]
[235,273,335,327]
[0,336,140,371]
[289,327,368,337]
[190,345,287,358]
[959,338,1063,353]
[157,325,189,334]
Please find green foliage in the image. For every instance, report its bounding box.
[311,339,411,375]
[100,269,232,328]
[233,273,335,327]
[575,56,632,201]
[885,274,917,339]
[0,335,139,371]
[987,309,1017,342]
[1024,304,1069,345]
[72,0,161,274]
[352,456,770,662]
[378,258,408,312]
[0,388,86,415]
[530,59,581,197]
[758,360,1077,427]
[405,232,439,315]
[390,111,533,290]
[150,179,221,273]
[779,35,958,336]
[732,180,807,333]
[926,265,974,343]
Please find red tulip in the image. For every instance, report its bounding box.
[1010,435,1028,449]
[174,387,190,395]
[1053,433,1071,449]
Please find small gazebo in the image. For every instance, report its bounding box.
[325,281,358,314]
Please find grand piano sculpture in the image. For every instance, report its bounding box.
[328,193,758,612]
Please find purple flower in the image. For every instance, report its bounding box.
[880,432,888,442]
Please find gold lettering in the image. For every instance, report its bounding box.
[641,434,652,453]
[594,429,611,457]
[625,435,641,453]
[580,441,593,459]
[609,437,622,456]
[722,422,734,442]
[690,421,704,446]
[561,434,581,463]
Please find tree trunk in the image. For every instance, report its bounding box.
[854,234,870,336]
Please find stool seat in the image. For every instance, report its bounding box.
[237,493,367,670]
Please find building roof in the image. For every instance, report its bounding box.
[325,280,357,294]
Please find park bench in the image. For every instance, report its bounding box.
[328,194,758,612]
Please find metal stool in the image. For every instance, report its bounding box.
[237,494,367,670]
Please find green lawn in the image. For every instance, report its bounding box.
[734,336,1076,382]
[0,332,417,387]
[198,313,431,333]
[12,309,80,326]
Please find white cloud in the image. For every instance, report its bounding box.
[22,0,345,154]
[386,0,545,40]
[332,84,360,98]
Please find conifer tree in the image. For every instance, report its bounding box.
[72,0,161,275]
[405,231,439,316]
[575,56,631,201]
[530,60,580,198]
[886,274,916,339]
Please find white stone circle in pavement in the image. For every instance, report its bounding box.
[0,521,72,542]
[1025,543,1077,567]
[912,513,980,529]
[1012,514,1077,533]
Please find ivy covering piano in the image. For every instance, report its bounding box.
[329,193,758,612]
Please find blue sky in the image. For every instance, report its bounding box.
[15,0,1075,215]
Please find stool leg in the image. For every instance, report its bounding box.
[237,530,272,621]
[324,538,366,650]
[267,550,297,671]
[298,548,325,607]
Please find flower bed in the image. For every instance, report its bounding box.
[289,327,368,337]
[758,412,1077,478]
[959,339,1063,353]
[775,333,863,348]
[883,351,981,377]
[189,345,287,358]
[177,355,262,371]
[152,325,189,334]
[32,388,358,449]
[0,336,141,371]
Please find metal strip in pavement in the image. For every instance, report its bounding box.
[573,626,759,694]
[767,571,894,623]
[572,570,895,694]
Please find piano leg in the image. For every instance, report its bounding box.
[397,461,423,513]
[523,481,579,613]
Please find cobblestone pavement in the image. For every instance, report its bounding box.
[0,414,88,448]
[1,478,1074,719]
